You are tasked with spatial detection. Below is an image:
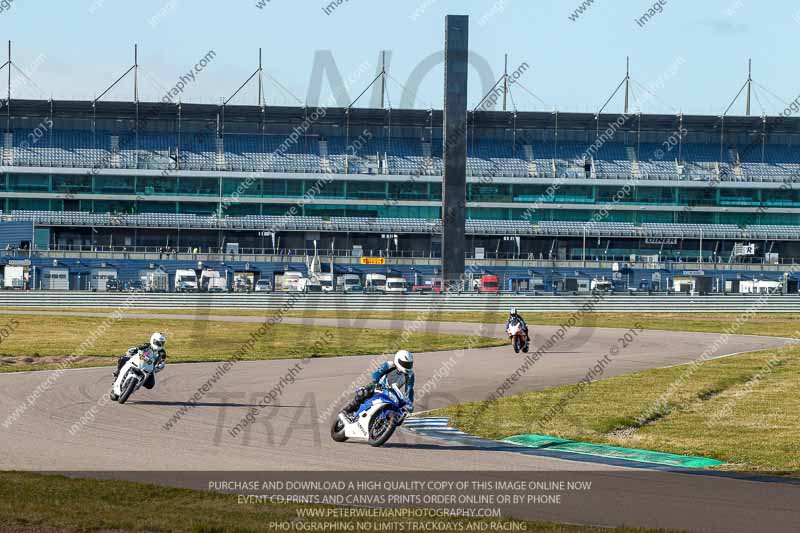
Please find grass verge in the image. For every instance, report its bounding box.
[433,340,800,474]
[0,313,503,373]
[4,308,800,337]
[0,472,670,533]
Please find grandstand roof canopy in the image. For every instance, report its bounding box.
[8,98,800,135]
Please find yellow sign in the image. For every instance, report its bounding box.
[360,257,386,265]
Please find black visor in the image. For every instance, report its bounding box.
[153,340,164,347]
[398,359,413,370]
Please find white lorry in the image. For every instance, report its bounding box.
[254,279,273,292]
[739,279,781,294]
[201,269,228,293]
[317,272,335,292]
[305,278,323,292]
[336,273,363,293]
[364,273,387,292]
[174,269,198,292]
[384,276,408,293]
[590,278,613,293]
[141,270,169,293]
[276,271,307,292]
[3,266,25,289]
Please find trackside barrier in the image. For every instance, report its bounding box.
[1,292,800,313]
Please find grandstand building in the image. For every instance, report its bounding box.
[2,97,800,291]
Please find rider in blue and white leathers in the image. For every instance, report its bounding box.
[342,350,414,416]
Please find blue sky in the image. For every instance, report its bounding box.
[0,0,796,116]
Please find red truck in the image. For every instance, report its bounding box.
[478,274,499,293]
[412,278,443,293]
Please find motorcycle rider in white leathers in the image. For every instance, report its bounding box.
[506,307,529,339]
[342,350,415,417]
[113,332,167,389]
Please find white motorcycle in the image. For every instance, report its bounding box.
[331,384,410,447]
[111,349,161,404]
[507,319,529,354]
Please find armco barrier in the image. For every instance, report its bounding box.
[0,292,799,313]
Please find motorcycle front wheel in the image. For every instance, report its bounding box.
[118,377,138,404]
[513,336,522,353]
[368,408,397,447]
[330,415,348,442]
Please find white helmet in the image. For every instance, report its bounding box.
[150,332,166,352]
[394,350,414,374]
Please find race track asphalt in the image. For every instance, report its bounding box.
[0,311,798,532]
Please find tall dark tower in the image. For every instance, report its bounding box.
[441,14,468,287]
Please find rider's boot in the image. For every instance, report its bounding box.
[341,387,371,419]
[341,399,360,419]
[113,356,128,379]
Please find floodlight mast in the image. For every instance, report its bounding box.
[344,54,389,169]
[470,54,513,152]
[93,44,138,105]
[222,48,266,136]
[503,54,508,111]
[0,41,41,132]
[135,44,139,152]
[380,51,386,109]
[595,57,631,139]
[624,56,630,115]
[347,56,387,109]
[92,44,140,150]
[720,59,754,160]
[473,56,509,113]
[224,48,265,107]
[134,43,139,103]
[5,40,10,131]
[746,58,752,117]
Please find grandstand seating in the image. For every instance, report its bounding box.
[742,225,800,239]
[8,127,800,185]
[636,144,679,180]
[639,223,741,239]
[740,163,795,181]
[594,143,633,178]
[539,220,638,236]
[8,210,532,235]
[10,210,800,240]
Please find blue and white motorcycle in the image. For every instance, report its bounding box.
[331,384,410,447]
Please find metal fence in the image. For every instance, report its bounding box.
[22,249,800,273]
[0,292,798,313]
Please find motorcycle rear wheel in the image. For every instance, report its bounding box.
[368,409,397,447]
